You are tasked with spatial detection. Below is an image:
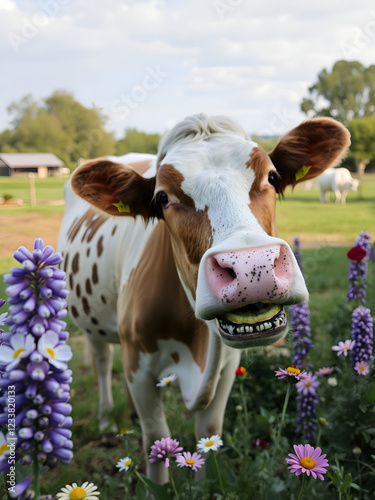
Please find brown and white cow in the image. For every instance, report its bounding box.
[58,114,349,483]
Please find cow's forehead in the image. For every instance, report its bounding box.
[159,136,272,241]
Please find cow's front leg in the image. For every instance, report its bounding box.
[127,373,171,484]
[194,351,240,478]
[334,189,342,203]
[86,335,115,432]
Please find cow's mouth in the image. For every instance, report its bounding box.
[217,302,287,343]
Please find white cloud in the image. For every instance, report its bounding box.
[1,0,375,138]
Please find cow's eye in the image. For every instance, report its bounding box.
[156,191,169,207]
[268,171,280,193]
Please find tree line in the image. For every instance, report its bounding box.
[0,91,160,170]
[1,60,375,173]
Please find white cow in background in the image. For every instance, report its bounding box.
[318,167,360,204]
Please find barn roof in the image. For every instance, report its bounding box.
[0,153,64,168]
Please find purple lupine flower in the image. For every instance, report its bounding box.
[290,302,314,370]
[293,237,304,275]
[296,372,319,441]
[290,238,314,369]
[350,307,373,374]
[347,231,371,305]
[0,239,73,483]
[149,437,183,468]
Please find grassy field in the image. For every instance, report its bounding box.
[1,246,373,498]
[0,173,374,497]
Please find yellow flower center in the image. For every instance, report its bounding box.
[125,459,132,466]
[120,427,129,434]
[13,348,25,359]
[186,458,195,465]
[46,347,55,358]
[286,366,301,375]
[343,346,349,350]
[165,378,171,384]
[299,456,316,469]
[360,365,365,372]
[69,487,86,500]
[305,381,311,387]
[0,443,9,455]
[205,440,214,447]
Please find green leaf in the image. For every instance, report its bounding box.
[342,473,352,490]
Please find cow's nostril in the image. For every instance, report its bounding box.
[226,268,237,279]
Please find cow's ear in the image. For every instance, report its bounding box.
[71,159,157,220]
[269,118,350,191]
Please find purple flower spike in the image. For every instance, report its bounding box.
[347,231,371,305]
[0,238,73,480]
[296,373,319,441]
[290,238,314,369]
[350,307,373,373]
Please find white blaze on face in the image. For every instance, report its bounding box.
[162,135,264,244]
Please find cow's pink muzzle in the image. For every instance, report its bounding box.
[205,244,293,307]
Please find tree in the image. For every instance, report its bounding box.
[0,91,115,168]
[301,60,375,124]
[347,116,375,186]
[115,128,161,156]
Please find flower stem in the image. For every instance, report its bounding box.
[33,460,40,499]
[272,383,292,462]
[212,452,226,498]
[239,382,249,428]
[297,474,307,500]
[169,470,179,500]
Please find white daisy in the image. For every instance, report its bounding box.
[116,456,132,471]
[196,435,223,453]
[38,330,72,370]
[327,377,338,387]
[56,481,100,499]
[0,333,35,371]
[156,373,177,387]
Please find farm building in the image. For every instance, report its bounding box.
[0,153,67,178]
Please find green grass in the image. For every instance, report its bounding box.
[277,173,375,244]
[0,176,68,214]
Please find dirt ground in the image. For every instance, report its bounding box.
[0,213,64,258]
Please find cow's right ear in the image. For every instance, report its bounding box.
[71,159,157,220]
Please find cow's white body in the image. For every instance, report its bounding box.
[58,114,350,485]
[318,167,359,204]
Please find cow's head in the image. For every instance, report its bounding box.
[71,114,350,348]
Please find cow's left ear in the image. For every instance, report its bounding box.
[269,117,350,191]
[71,158,157,220]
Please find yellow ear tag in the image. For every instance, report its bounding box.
[295,165,311,181]
[112,201,131,213]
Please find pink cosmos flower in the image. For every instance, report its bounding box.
[315,367,334,377]
[354,360,370,376]
[296,373,319,395]
[286,444,329,480]
[175,451,205,471]
[275,366,308,382]
[332,339,355,357]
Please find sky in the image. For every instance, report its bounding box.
[1,0,375,139]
